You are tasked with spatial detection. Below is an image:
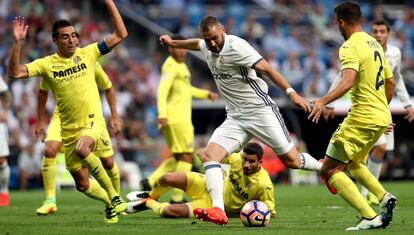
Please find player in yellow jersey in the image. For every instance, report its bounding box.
[308,2,396,230]
[126,142,275,218]
[143,35,218,203]
[35,61,122,216]
[8,0,128,223]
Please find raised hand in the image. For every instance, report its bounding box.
[12,16,28,42]
[159,35,172,46]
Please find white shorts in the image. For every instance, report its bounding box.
[209,105,294,155]
[373,114,394,151]
[373,132,394,151]
[0,123,10,157]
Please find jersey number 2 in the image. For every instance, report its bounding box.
[374,51,384,90]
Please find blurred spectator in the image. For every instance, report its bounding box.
[281,52,304,92]
[18,134,42,190]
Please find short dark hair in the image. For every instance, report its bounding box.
[52,19,72,39]
[243,143,264,161]
[334,1,361,25]
[372,19,391,32]
[200,16,220,32]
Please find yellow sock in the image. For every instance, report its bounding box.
[84,179,112,207]
[148,158,177,186]
[171,161,192,202]
[149,179,170,199]
[329,171,377,218]
[146,199,170,217]
[42,157,57,199]
[347,161,386,201]
[82,153,118,199]
[106,162,121,194]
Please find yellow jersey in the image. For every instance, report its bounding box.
[223,153,276,216]
[339,32,393,126]
[26,43,105,130]
[157,56,210,124]
[40,61,112,117]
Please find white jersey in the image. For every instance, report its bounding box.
[199,34,274,113]
[385,44,411,108]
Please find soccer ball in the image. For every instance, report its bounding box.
[240,200,270,227]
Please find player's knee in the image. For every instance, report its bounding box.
[45,145,59,158]
[75,181,89,192]
[159,173,175,186]
[75,146,90,158]
[373,144,386,158]
[100,158,114,169]
[199,152,214,162]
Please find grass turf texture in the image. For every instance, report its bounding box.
[0,182,412,235]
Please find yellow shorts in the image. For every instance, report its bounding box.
[162,123,194,153]
[45,113,62,143]
[326,119,386,164]
[62,118,113,172]
[185,172,212,215]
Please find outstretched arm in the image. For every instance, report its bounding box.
[8,16,29,79]
[308,68,356,123]
[104,86,122,135]
[159,35,201,51]
[254,59,310,113]
[102,0,128,50]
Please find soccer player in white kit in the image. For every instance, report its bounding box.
[323,20,414,205]
[159,15,322,225]
[0,75,11,206]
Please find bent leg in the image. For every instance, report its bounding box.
[71,167,111,207]
[322,157,377,219]
[278,146,322,171]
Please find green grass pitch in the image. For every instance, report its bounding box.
[0,181,413,235]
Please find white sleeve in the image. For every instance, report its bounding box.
[233,39,263,68]
[393,50,412,107]
[198,39,208,53]
[395,74,412,107]
[325,72,342,109]
[0,75,8,93]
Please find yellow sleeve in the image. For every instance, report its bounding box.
[95,62,112,90]
[39,80,49,91]
[191,86,210,99]
[259,180,276,216]
[339,44,359,72]
[83,43,102,61]
[157,64,177,119]
[223,151,242,164]
[25,58,46,78]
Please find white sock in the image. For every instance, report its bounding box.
[0,160,10,193]
[360,156,382,197]
[299,153,322,171]
[203,161,224,211]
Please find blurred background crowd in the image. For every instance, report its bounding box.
[0,0,413,190]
